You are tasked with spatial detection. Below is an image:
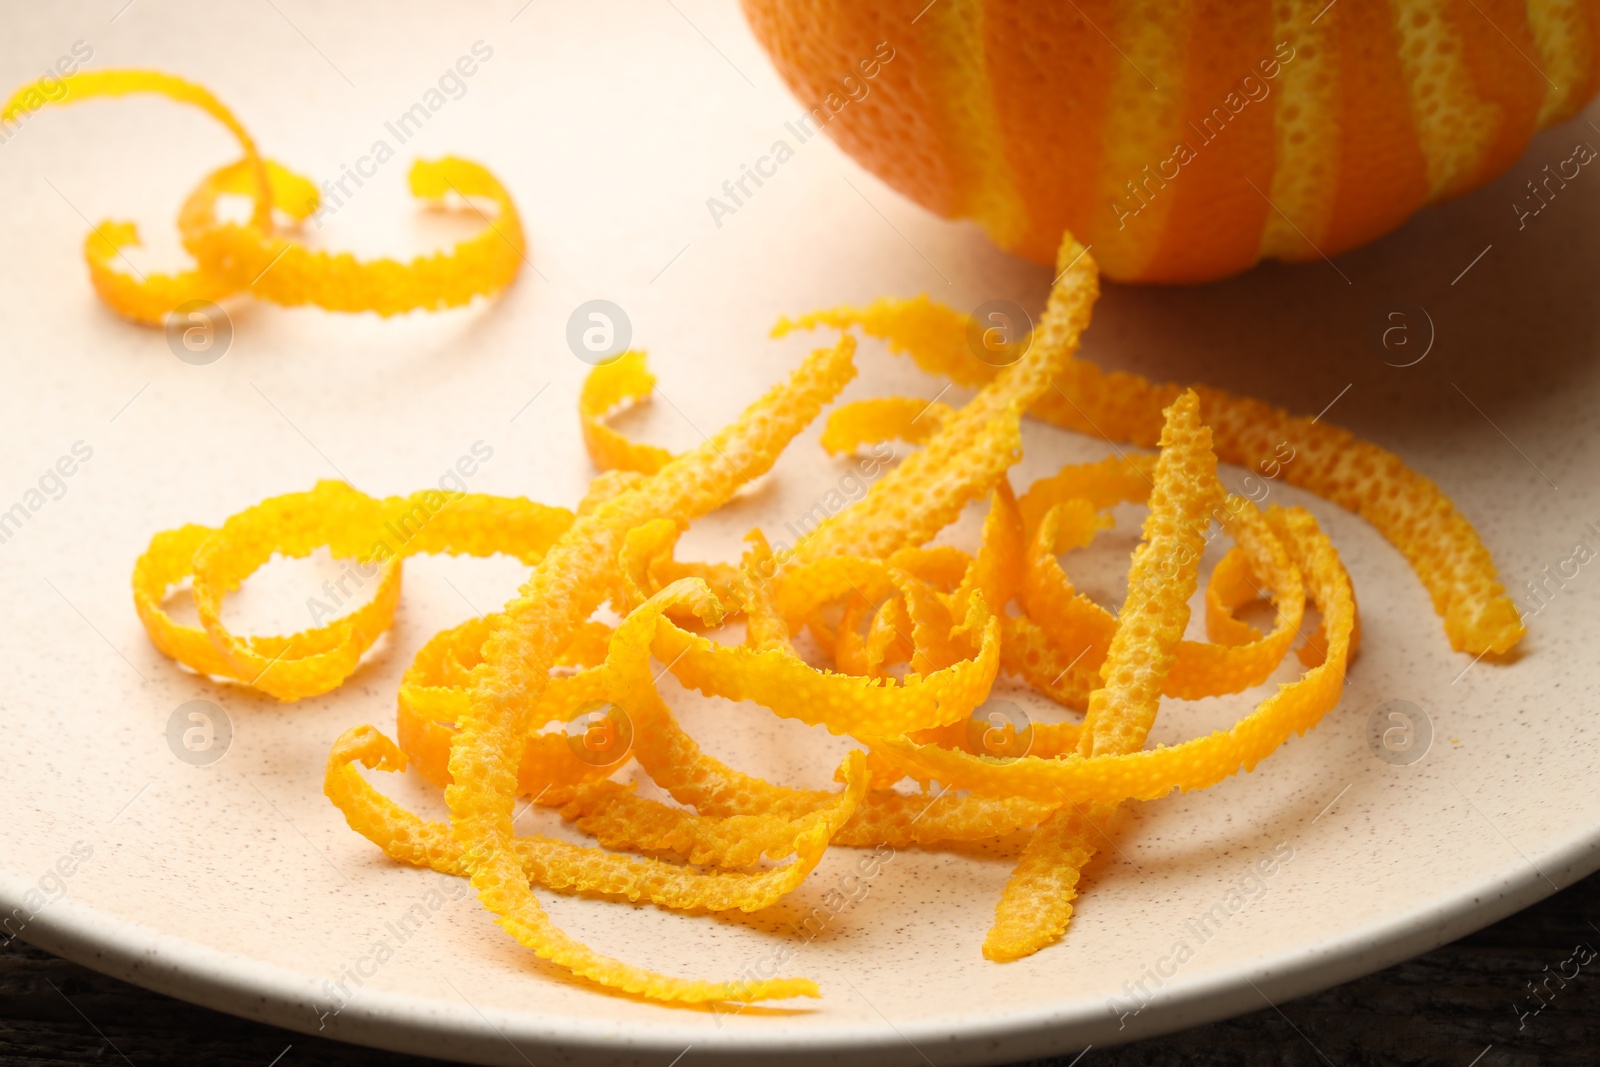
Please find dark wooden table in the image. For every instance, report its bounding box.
[5,868,1597,1066]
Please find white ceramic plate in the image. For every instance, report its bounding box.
[3,2,1598,1064]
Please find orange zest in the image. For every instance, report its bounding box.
[128,226,1509,1005]
[4,69,523,325]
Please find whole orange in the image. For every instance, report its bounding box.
[741,0,1600,282]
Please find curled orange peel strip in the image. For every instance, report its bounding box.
[1207,547,1268,646]
[1016,498,1117,690]
[863,593,915,676]
[579,350,675,474]
[612,517,741,622]
[1016,453,1157,537]
[774,294,994,387]
[2,70,271,225]
[1074,391,1219,759]
[953,483,1025,625]
[132,481,572,701]
[84,161,320,324]
[6,69,523,323]
[2,70,274,323]
[820,396,953,455]
[178,155,525,315]
[985,391,1217,959]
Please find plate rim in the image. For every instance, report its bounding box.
[10,821,1598,1066]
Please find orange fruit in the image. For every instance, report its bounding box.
[741,0,1600,282]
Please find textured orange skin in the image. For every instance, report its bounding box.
[1455,0,1546,195]
[1326,2,1430,246]
[985,1,1118,264]
[742,0,1600,282]
[1149,0,1276,281]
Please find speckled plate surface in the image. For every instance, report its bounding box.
[3,2,1599,1065]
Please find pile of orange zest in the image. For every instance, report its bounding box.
[3,69,523,325]
[129,226,1492,1006]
